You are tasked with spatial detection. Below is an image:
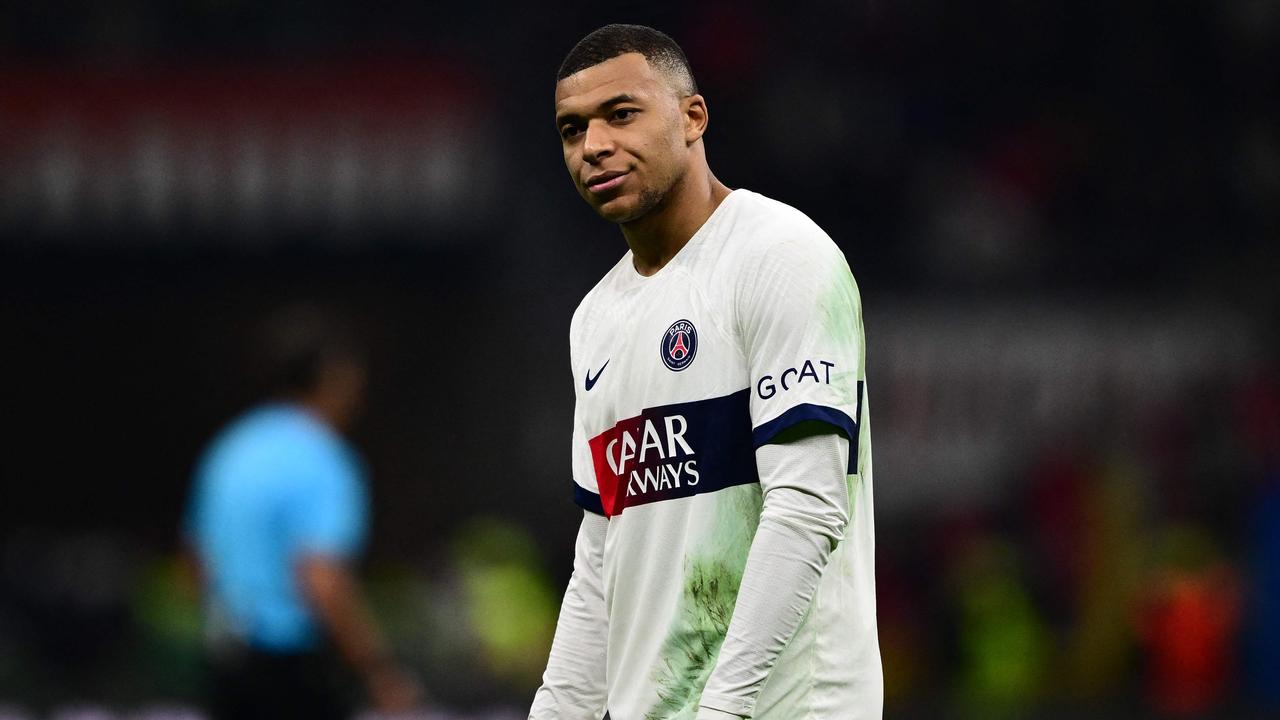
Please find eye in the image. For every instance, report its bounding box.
[560,124,582,140]
[612,108,638,122]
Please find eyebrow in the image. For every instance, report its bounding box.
[556,93,639,126]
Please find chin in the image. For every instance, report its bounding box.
[598,187,667,225]
[593,196,643,224]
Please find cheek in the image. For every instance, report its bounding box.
[563,149,583,180]
[629,133,668,173]
[639,135,683,184]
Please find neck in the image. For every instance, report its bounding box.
[621,155,731,276]
[294,393,347,433]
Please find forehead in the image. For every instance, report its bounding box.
[554,52,672,114]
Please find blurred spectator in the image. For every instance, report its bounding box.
[1065,457,1145,702]
[948,533,1050,718]
[1244,468,1280,713]
[1136,524,1241,717]
[182,306,419,719]
[450,518,556,691]
[1241,365,1280,713]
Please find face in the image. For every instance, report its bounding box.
[554,53,701,224]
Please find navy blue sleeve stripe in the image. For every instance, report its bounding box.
[573,483,606,516]
[751,403,859,474]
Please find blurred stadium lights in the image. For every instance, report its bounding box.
[871,301,1261,513]
[0,60,497,245]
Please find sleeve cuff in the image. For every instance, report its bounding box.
[751,403,859,473]
[573,483,605,516]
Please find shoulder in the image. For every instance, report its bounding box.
[570,252,632,354]
[253,406,358,477]
[203,406,279,459]
[290,415,360,479]
[721,190,851,287]
[723,190,845,266]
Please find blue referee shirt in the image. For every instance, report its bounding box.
[185,403,368,651]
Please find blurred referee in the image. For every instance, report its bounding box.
[183,306,419,719]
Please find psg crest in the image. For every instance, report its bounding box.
[661,319,698,372]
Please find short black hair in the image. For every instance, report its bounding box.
[251,304,364,398]
[557,24,697,96]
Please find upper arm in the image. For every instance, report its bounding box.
[569,304,607,518]
[296,553,355,606]
[740,231,866,473]
[571,410,606,517]
[286,444,368,560]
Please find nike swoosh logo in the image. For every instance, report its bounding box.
[585,360,609,391]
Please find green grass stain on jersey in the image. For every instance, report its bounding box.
[818,262,864,362]
[644,560,741,720]
[820,261,870,472]
[644,484,762,720]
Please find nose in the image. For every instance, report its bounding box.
[582,119,614,165]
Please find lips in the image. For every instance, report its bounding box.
[586,170,629,194]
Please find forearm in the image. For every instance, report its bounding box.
[530,510,610,720]
[298,556,393,678]
[699,431,850,718]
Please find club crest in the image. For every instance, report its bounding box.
[660,319,698,372]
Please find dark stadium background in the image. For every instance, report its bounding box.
[2,1,1277,718]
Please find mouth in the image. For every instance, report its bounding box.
[585,170,630,195]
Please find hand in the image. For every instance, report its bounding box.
[365,662,423,715]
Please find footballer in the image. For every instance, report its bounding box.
[530,24,882,720]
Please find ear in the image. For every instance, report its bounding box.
[682,94,709,144]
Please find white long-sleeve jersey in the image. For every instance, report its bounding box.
[533,189,882,719]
